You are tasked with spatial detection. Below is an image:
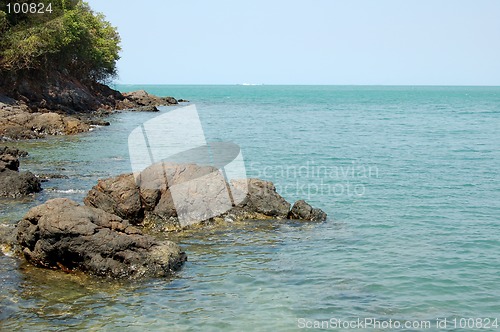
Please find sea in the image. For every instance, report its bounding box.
[1,85,499,331]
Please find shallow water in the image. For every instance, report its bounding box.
[1,85,499,331]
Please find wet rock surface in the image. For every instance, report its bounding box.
[288,200,328,221]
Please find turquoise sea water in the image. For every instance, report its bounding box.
[1,85,499,331]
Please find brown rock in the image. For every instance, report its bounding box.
[230,178,291,219]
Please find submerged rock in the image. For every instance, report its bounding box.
[129,105,159,112]
[0,224,16,255]
[16,198,186,279]
[35,173,70,181]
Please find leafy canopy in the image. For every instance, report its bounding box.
[0,0,121,83]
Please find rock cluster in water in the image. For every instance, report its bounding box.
[84,162,327,231]
[13,162,327,279]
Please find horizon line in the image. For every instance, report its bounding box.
[111,83,500,87]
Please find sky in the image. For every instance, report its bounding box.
[85,0,500,85]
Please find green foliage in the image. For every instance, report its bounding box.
[0,10,6,31]
[0,0,121,83]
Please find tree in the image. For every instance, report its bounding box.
[0,0,121,83]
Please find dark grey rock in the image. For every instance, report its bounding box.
[0,148,41,197]
[0,169,41,197]
[289,200,327,221]
[130,105,159,112]
[0,95,17,105]
[0,154,19,171]
[0,146,28,157]
[16,198,186,279]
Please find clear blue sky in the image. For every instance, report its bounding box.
[86,0,500,85]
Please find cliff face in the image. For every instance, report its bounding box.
[0,70,178,140]
[0,70,123,114]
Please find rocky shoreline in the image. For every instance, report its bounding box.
[0,80,328,280]
[0,89,179,140]
[0,72,180,141]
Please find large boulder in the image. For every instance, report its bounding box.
[85,163,232,228]
[84,173,143,223]
[16,198,187,279]
[142,163,233,227]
